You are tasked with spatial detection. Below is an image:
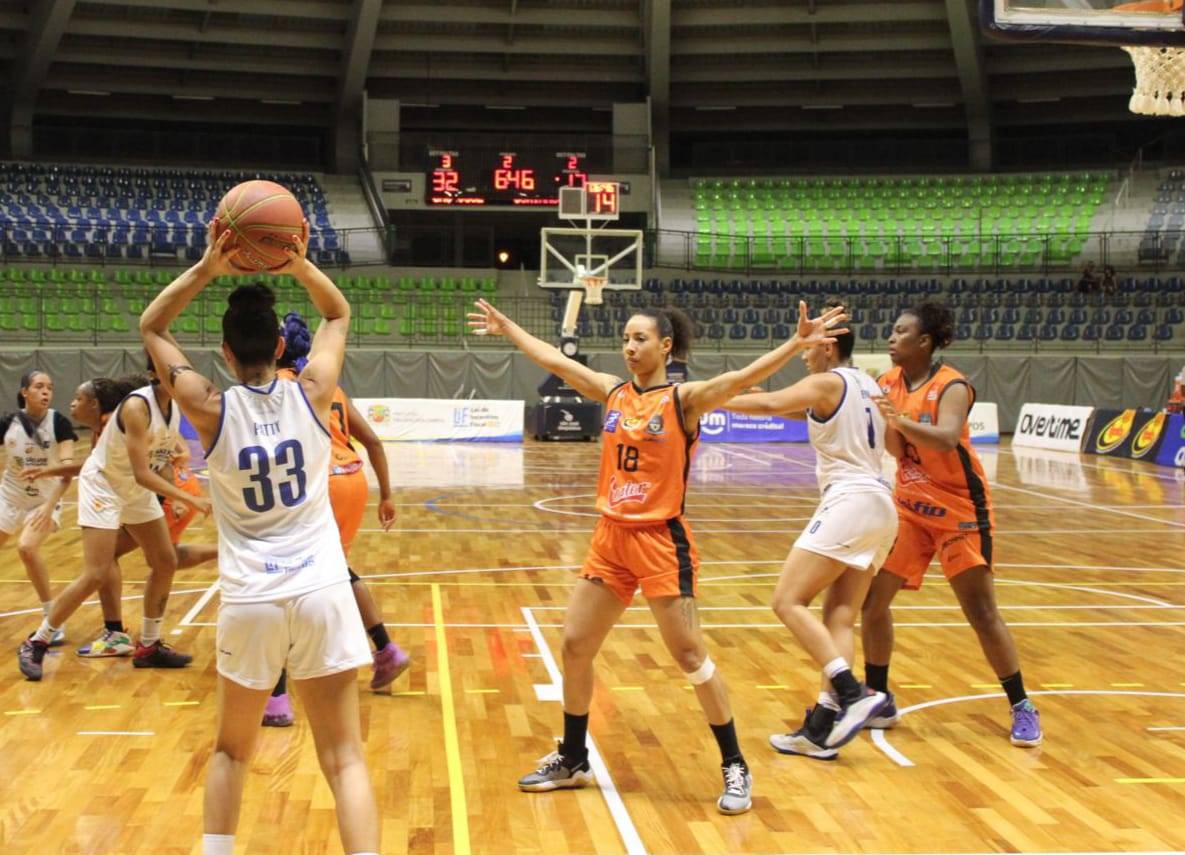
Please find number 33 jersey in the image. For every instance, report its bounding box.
[206,377,348,604]
[596,381,698,525]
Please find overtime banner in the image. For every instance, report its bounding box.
[1013,403,1094,452]
[699,410,809,443]
[1155,414,1185,468]
[968,402,999,444]
[353,398,523,442]
[1086,408,1171,460]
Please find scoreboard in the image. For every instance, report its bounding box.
[427,149,594,207]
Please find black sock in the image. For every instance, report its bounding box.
[272,670,287,698]
[560,712,589,762]
[104,619,125,634]
[367,622,391,651]
[831,669,863,706]
[1000,671,1027,706]
[865,663,889,693]
[710,719,746,768]
[806,705,838,741]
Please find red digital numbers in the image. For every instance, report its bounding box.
[431,152,459,194]
[588,181,618,215]
[493,154,535,191]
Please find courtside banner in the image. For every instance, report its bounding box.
[1085,408,1167,459]
[968,402,999,444]
[1155,414,1185,468]
[1013,403,1094,451]
[354,398,523,442]
[699,410,809,443]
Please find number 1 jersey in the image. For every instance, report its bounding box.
[206,377,348,604]
[596,381,698,525]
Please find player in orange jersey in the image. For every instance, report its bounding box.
[862,300,1042,747]
[262,312,407,726]
[469,296,848,814]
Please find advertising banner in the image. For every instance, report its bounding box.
[1013,404,1094,452]
[353,398,523,442]
[1155,413,1185,469]
[968,402,999,444]
[1085,408,1168,459]
[698,410,809,443]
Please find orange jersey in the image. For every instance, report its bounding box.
[596,382,698,525]
[878,364,994,531]
[276,368,361,472]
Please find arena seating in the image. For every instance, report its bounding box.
[1139,168,1185,265]
[0,162,345,266]
[691,172,1110,271]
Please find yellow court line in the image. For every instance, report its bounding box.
[84,704,122,710]
[163,700,200,707]
[392,690,426,696]
[609,686,644,692]
[755,684,791,690]
[432,583,471,855]
[899,684,932,689]
[464,689,499,695]
[4,709,40,716]
[1116,778,1185,784]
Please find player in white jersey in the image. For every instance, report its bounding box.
[0,371,77,642]
[141,220,379,855]
[17,370,209,681]
[724,305,897,759]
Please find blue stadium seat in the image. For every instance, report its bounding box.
[1017,324,1036,341]
[750,323,769,340]
[707,323,725,340]
[1127,324,1148,342]
[728,323,747,340]
[1061,324,1082,341]
[1155,324,1175,342]
[772,323,791,339]
[1081,324,1101,341]
[1104,324,1125,341]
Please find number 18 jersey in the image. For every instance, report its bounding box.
[206,377,348,604]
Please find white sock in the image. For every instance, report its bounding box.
[201,833,234,855]
[141,616,164,646]
[822,657,850,681]
[816,691,841,712]
[40,602,62,633]
[32,617,57,645]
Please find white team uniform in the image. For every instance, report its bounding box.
[794,367,899,570]
[77,386,180,530]
[0,409,77,535]
[205,377,369,688]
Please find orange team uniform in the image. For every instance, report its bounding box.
[278,368,368,555]
[583,381,700,605]
[878,363,995,590]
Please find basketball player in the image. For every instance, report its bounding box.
[1,371,77,644]
[723,310,897,759]
[863,300,1042,747]
[17,368,207,680]
[263,311,407,727]
[468,296,847,815]
[141,222,380,855]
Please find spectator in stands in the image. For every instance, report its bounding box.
[1101,265,1117,297]
[1077,261,1099,294]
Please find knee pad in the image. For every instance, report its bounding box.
[685,655,716,686]
[348,567,360,584]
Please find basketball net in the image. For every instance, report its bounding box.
[580,274,607,306]
[1125,46,1185,115]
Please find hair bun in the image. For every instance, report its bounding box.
[227,283,276,313]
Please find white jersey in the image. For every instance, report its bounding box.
[808,367,892,497]
[82,385,180,500]
[206,377,348,604]
[1,409,77,503]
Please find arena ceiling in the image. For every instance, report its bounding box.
[0,0,1151,167]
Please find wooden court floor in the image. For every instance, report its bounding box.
[1,438,1184,855]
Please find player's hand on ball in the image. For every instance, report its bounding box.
[200,219,242,277]
[467,299,509,336]
[273,219,311,274]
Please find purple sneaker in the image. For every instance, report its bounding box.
[371,642,410,691]
[262,693,294,727]
[1010,699,1042,747]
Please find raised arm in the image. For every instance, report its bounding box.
[467,298,621,404]
[346,398,395,531]
[678,302,847,423]
[722,372,845,419]
[120,397,210,515]
[141,221,236,447]
[875,382,970,452]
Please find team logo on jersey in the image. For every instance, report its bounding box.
[367,404,390,424]
[926,388,939,400]
[919,414,932,424]
[622,417,643,430]
[603,410,622,433]
[1131,411,1167,459]
[1095,409,1136,454]
[607,476,651,508]
[646,414,664,435]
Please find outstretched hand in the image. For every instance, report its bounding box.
[794,300,849,347]
[466,298,511,337]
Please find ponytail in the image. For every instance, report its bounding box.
[631,307,695,362]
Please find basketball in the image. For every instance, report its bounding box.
[214,179,305,272]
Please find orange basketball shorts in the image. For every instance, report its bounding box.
[329,467,369,557]
[881,514,993,591]
[162,467,204,545]
[581,516,699,605]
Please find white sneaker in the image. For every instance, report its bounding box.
[716,761,752,815]
[825,688,889,748]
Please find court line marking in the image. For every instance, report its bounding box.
[83,704,122,711]
[77,731,154,736]
[178,581,220,627]
[0,586,211,620]
[4,709,40,716]
[522,606,647,855]
[1116,777,1185,784]
[1148,726,1185,731]
[431,583,471,855]
[873,690,1185,767]
[993,482,1185,530]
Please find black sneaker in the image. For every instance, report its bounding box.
[518,741,594,792]
[132,640,192,668]
[18,639,48,681]
[769,706,839,761]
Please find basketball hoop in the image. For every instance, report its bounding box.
[580,274,607,306]
[1125,46,1185,114]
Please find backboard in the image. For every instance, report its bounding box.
[538,226,643,293]
[981,0,1185,45]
